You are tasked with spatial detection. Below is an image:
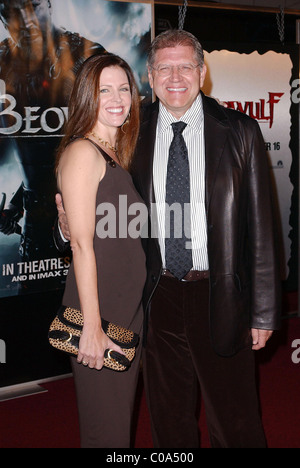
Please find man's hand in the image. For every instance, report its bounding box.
[251,328,273,351]
[212,96,228,108]
[55,193,70,241]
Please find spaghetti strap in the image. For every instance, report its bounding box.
[71,135,117,168]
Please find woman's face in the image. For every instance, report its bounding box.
[96,65,132,134]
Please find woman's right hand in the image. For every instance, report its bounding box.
[77,322,125,370]
[55,193,71,241]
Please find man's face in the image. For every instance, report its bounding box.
[148,45,207,119]
[0,0,51,45]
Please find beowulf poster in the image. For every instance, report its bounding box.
[0,0,152,297]
[203,50,293,279]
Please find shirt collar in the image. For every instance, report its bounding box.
[157,93,204,135]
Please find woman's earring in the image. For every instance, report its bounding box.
[121,112,131,134]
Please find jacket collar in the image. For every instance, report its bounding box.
[138,100,159,207]
[201,91,229,210]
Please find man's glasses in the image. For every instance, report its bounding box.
[151,63,200,77]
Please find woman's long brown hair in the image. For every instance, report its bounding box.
[55,53,140,172]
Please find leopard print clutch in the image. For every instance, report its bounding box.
[48,306,139,372]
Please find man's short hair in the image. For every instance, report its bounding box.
[147,29,205,70]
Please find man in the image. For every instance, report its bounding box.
[56,30,281,448]
[0,0,104,274]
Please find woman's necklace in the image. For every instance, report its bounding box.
[87,131,117,153]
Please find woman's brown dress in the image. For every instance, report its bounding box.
[62,140,146,448]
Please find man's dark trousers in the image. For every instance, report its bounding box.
[142,275,267,448]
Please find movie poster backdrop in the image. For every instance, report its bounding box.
[0,1,293,298]
[0,0,152,297]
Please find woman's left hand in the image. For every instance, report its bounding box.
[77,322,125,370]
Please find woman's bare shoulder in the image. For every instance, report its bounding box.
[59,139,106,171]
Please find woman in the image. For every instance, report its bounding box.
[55,53,146,448]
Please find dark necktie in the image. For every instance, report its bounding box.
[165,121,193,280]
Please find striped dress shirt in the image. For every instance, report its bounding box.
[152,94,209,271]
